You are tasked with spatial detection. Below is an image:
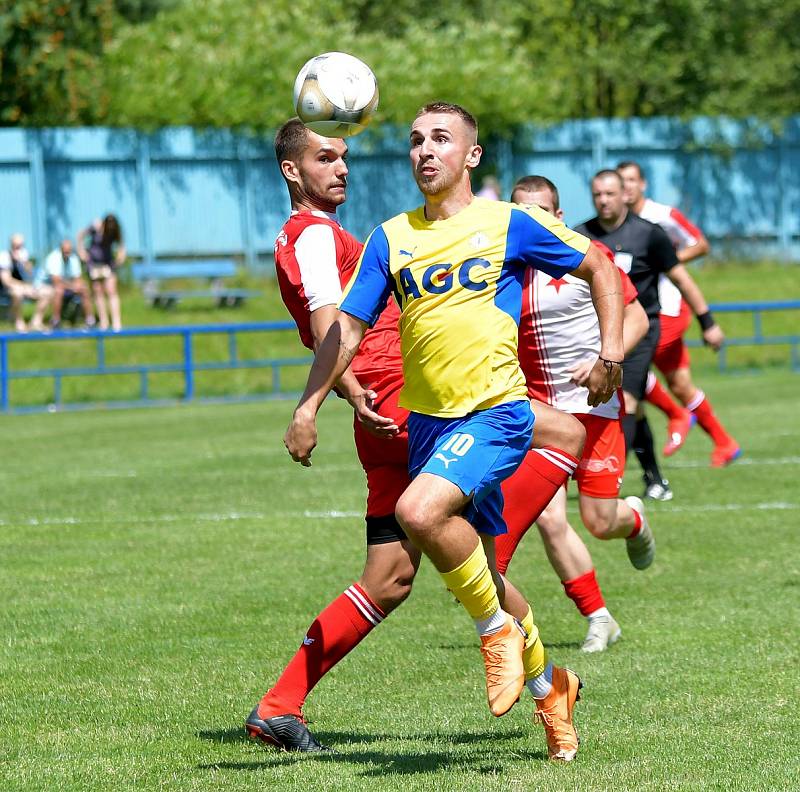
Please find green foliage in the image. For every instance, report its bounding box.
[2,0,799,130]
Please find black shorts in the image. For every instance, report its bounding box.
[365,514,408,545]
[623,317,661,401]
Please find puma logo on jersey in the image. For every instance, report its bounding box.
[434,453,458,468]
[302,635,315,646]
[399,247,417,258]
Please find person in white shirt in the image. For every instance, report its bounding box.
[37,240,95,329]
[0,234,51,332]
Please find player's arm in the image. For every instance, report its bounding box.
[285,225,395,466]
[623,298,648,354]
[665,264,724,351]
[570,243,625,405]
[76,228,88,262]
[671,208,710,264]
[286,311,368,466]
[309,305,397,437]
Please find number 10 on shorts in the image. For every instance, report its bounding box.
[440,432,475,457]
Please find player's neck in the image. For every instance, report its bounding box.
[630,197,646,214]
[293,198,338,215]
[423,185,475,221]
[597,207,628,232]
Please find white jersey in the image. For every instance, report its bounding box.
[519,268,625,420]
[638,198,703,318]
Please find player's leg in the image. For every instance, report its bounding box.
[105,273,122,331]
[8,284,27,331]
[494,401,584,575]
[645,372,694,457]
[665,364,741,467]
[576,414,655,570]
[91,276,109,330]
[532,487,620,653]
[247,379,417,751]
[623,319,673,499]
[396,401,535,717]
[485,530,582,761]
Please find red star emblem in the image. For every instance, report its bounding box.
[547,277,569,293]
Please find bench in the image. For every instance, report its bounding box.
[131,259,261,309]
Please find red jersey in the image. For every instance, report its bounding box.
[274,210,402,384]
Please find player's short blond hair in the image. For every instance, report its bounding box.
[415,102,478,143]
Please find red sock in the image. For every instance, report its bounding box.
[562,569,605,617]
[627,507,643,538]
[257,583,384,717]
[645,374,685,420]
[688,391,734,447]
[495,446,579,574]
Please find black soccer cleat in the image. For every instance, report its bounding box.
[245,707,330,752]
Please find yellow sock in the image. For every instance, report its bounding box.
[439,541,500,621]
[520,605,548,680]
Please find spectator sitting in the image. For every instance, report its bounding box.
[0,233,52,332]
[77,214,126,331]
[37,239,96,329]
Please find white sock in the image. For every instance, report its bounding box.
[527,662,554,699]
[588,607,610,621]
[475,607,506,637]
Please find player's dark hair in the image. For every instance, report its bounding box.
[617,160,645,179]
[592,168,623,186]
[416,102,478,141]
[275,118,310,165]
[511,175,560,210]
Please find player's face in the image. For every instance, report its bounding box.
[296,132,349,211]
[511,188,564,220]
[619,166,645,207]
[409,113,481,197]
[592,175,626,223]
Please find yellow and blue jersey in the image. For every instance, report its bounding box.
[340,197,590,418]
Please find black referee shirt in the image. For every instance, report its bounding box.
[575,212,678,318]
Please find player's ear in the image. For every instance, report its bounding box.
[556,209,565,221]
[281,159,301,185]
[466,144,482,170]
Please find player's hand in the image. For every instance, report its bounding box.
[284,408,318,467]
[349,388,399,438]
[568,357,597,387]
[703,323,725,352]
[585,358,623,407]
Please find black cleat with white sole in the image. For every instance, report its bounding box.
[245,708,331,752]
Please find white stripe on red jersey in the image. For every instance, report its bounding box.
[274,210,402,383]
[518,244,636,420]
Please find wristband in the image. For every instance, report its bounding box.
[598,356,623,373]
[697,311,715,331]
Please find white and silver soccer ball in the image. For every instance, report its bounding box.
[293,52,379,138]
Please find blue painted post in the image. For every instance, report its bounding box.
[228,330,238,363]
[753,310,763,340]
[136,134,155,264]
[592,129,607,172]
[97,336,106,369]
[27,130,48,262]
[54,372,62,406]
[183,330,194,400]
[0,338,8,412]
[140,369,149,401]
[777,126,791,259]
[239,139,258,270]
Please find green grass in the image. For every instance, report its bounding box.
[5,260,799,408]
[1,368,799,791]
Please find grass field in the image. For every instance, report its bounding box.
[1,367,798,791]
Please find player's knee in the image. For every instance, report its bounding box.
[585,510,615,539]
[394,495,434,540]
[536,515,569,544]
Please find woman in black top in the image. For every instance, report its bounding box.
[77,214,126,331]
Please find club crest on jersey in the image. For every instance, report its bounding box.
[469,231,490,250]
[397,257,491,302]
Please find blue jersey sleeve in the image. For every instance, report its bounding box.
[506,207,589,278]
[339,225,394,326]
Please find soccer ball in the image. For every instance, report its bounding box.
[293,52,379,138]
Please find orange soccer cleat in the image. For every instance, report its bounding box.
[479,614,526,717]
[534,666,583,762]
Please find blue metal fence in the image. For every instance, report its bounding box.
[1,302,797,415]
[2,117,800,266]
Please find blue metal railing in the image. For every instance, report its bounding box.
[687,301,800,372]
[0,321,311,414]
[0,301,798,414]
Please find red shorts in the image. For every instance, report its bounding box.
[352,372,410,518]
[573,414,625,499]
